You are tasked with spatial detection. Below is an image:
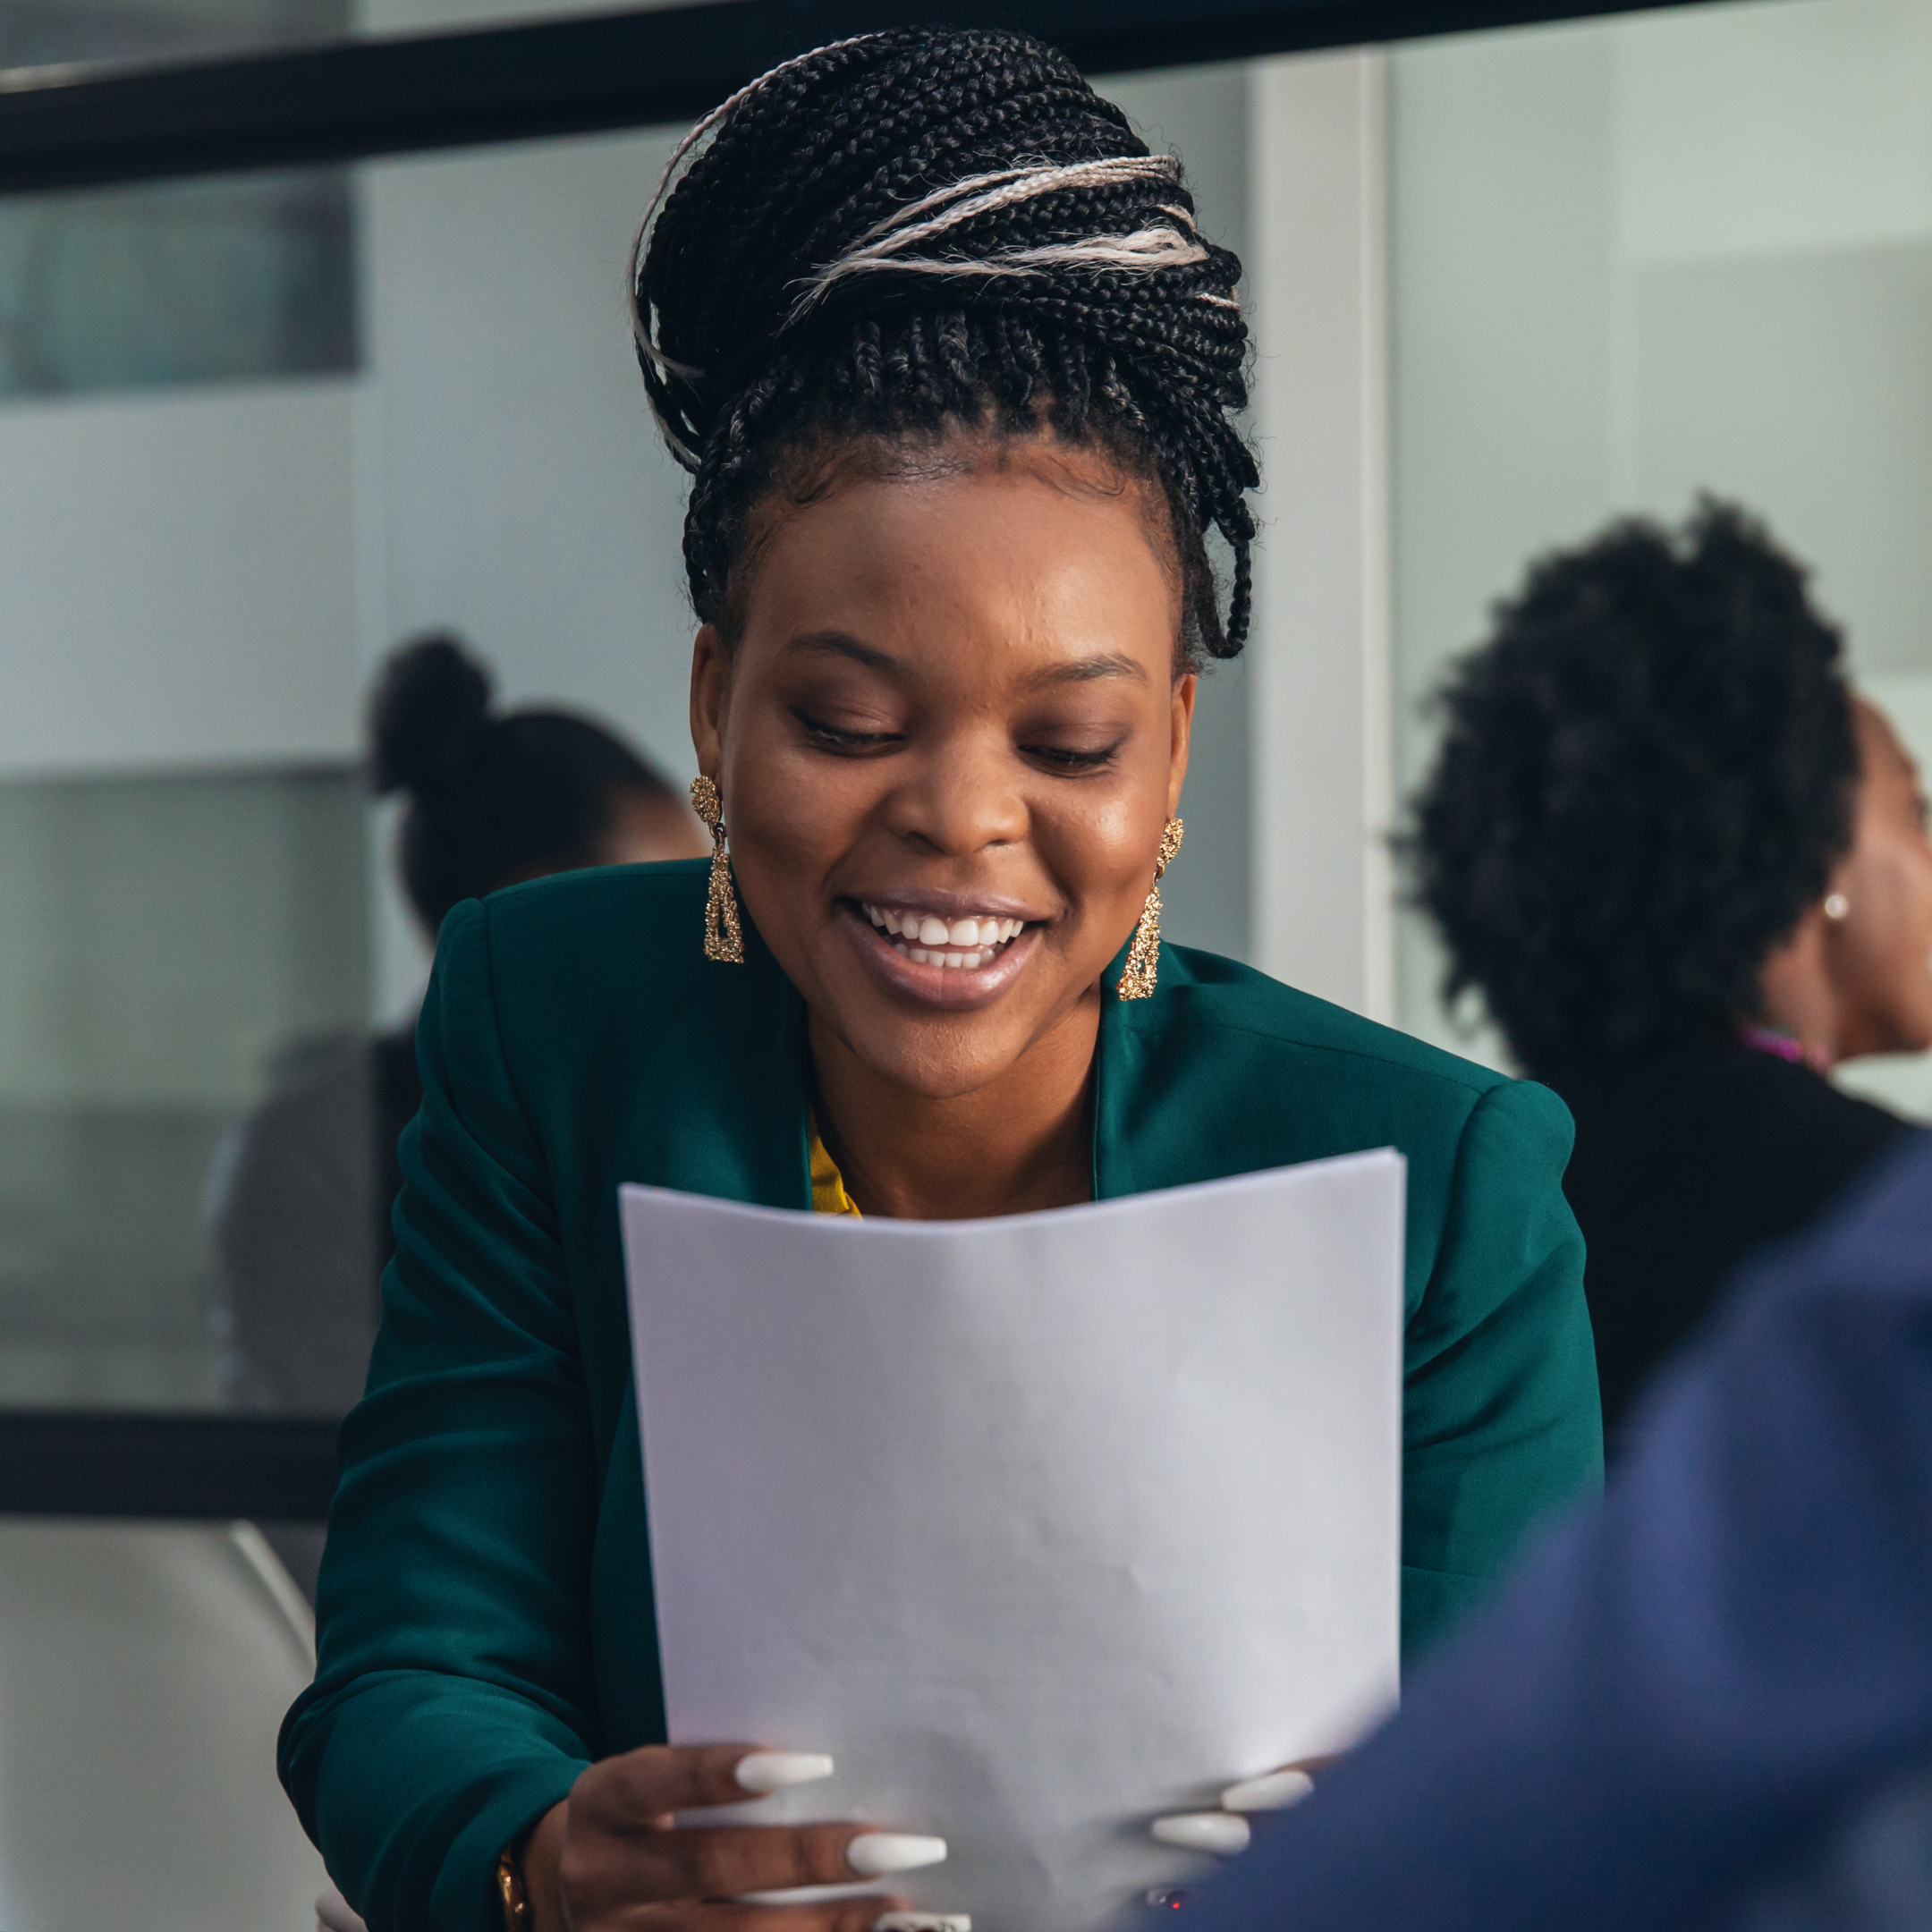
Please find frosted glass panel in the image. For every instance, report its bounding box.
[0,172,356,401]
[0,769,367,1409]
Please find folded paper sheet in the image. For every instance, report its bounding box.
[622,1151,1405,1932]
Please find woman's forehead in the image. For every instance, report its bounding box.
[772,420,1155,513]
[736,454,1180,659]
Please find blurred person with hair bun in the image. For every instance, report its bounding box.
[1410,499,1932,1441]
[213,633,705,1438]
[370,632,707,941]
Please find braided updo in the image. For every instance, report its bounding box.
[629,26,1258,664]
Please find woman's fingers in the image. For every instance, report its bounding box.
[634,1898,905,1932]
[845,1835,948,1878]
[669,1904,962,1932]
[1148,1757,1326,1856]
[736,1752,837,1795]
[579,1742,837,1826]
[552,1744,955,1932]
[1149,1814,1250,1855]
[1219,1768,1315,1812]
[583,1820,943,1902]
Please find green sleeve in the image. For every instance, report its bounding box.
[1401,1078,1602,1658]
[278,900,593,1932]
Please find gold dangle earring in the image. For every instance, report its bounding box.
[1119,818,1182,1001]
[689,775,745,963]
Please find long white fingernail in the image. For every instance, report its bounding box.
[847,1834,948,1877]
[1220,1770,1314,1813]
[875,1915,970,1932]
[735,1751,835,1794]
[1150,1814,1251,1855]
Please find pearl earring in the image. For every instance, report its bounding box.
[1824,893,1850,921]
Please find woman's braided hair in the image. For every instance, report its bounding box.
[629,26,1258,664]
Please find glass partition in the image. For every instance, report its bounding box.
[0,62,1253,1428]
[0,133,699,1420]
[34,0,1932,1436]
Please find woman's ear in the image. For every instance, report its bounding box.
[1167,671,1197,818]
[690,623,729,778]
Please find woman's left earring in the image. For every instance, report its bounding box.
[690,775,745,963]
[1119,818,1183,1001]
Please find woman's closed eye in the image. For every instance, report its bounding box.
[791,706,905,754]
[1013,688,1138,775]
[792,702,1126,774]
[1019,735,1128,775]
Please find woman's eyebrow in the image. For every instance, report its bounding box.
[1021,651,1149,690]
[784,636,1146,690]
[785,629,904,674]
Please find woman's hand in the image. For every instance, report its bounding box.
[521,1745,953,1932]
[1147,1759,1331,1860]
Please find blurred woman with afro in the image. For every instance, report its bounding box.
[1410,500,1932,1439]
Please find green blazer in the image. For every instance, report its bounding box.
[280,860,1601,1932]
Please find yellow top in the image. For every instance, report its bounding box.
[808,1114,861,1218]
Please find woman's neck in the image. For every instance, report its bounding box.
[1755,912,1843,1068]
[808,998,1099,1220]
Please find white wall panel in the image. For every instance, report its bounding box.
[359,131,696,777]
[1247,50,1394,1019]
[0,379,360,777]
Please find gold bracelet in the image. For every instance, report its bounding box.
[497,1843,532,1932]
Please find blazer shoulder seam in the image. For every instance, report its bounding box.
[1144,1012,1503,1101]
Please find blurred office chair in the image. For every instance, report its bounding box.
[0,1519,327,1930]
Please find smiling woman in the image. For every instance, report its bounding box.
[278,28,1602,1932]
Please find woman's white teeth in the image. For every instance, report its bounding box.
[860,903,1025,966]
[864,906,1023,945]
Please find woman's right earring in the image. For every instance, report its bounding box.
[689,775,745,963]
[1118,818,1183,1001]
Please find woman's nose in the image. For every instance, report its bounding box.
[882,735,1028,857]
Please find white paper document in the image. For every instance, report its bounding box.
[621,1151,1405,1932]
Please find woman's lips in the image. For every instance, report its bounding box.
[840,899,1042,1008]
